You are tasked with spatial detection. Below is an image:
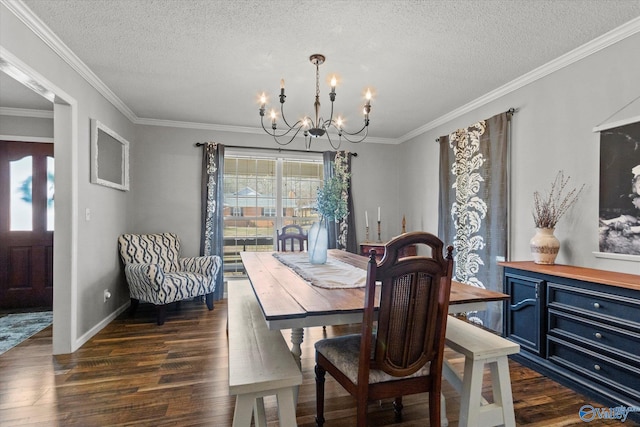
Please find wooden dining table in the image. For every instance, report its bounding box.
[240,249,510,368]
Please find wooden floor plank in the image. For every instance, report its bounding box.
[0,299,636,426]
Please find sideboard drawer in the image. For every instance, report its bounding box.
[548,309,640,362]
[547,282,640,326]
[548,336,640,399]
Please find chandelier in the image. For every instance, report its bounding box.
[259,54,372,150]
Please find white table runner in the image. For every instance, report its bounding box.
[272,252,367,289]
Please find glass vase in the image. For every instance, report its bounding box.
[308,220,328,264]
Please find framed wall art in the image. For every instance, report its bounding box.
[596,117,640,259]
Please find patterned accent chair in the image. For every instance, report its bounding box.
[118,233,222,325]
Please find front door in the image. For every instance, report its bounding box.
[0,141,54,309]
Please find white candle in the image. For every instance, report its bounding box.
[378,206,381,222]
[365,211,369,227]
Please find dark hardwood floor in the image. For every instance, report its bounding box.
[0,297,636,426]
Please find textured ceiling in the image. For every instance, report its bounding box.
[3,0,640,142]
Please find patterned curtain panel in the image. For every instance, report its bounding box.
[323,151,357,253]
[200,142,225,301]
[438,112,510,332]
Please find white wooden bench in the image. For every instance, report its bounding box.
[443,315,520,427]
[228,280,302,427]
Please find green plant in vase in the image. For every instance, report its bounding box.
[309,155,350,264]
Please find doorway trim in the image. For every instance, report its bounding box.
[1,45,78,354]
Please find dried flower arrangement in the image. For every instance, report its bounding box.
[533,171,585,229]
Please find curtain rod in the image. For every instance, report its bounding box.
[435,108,517,142]
[195,142,357,157]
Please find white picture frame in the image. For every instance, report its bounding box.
[90,119,130,191]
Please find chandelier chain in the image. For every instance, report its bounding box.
[315,62,320,100]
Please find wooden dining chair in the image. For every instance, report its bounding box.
[277,224,307,252]
[314,231,454,426]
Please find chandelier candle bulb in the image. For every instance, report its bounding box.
[257,53,373,150]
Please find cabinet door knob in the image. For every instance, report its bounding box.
[594,364,601,371]
[594,332,603,339]
[593,302,601,309]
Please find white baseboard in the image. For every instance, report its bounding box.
[74,301,130,350]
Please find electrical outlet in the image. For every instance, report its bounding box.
[103,289,111,303]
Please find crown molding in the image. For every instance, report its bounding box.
[398,16,640,143]
[134,116,398,144]
[2,0,137,122]
[134,117,266,133]
[0,106,53,118]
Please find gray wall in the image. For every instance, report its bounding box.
[0,115,53,139]
[132,126,401,257]
[2,3,136,353]
[399,31,640,275]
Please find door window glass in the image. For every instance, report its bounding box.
[47,156,55,231]
[10,156,33,231]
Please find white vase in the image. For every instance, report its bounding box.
[308,220,328,264]
[530,227,560,265]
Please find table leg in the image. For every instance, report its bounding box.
[290,327,304,370]
[289,327,305,406]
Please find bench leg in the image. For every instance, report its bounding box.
[253,396,267,427]
[490,357,516,427]
[276,387,298,426]
[232,394,255,427]
[459,358,485,427]
[440,392,449,427]
[458,356,516,427]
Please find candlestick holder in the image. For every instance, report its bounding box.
[377,221,382,242]
[365,226,370,242]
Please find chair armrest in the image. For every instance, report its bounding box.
[124,263,165,298]
[180,255,222,277]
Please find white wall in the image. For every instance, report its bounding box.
[132,125,401,256]
[399,32,640,276]
[1,3,136,352]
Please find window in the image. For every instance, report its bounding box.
[223,151,323,276]
[10,156,33,231]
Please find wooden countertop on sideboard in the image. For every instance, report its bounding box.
[498,261,640,292]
